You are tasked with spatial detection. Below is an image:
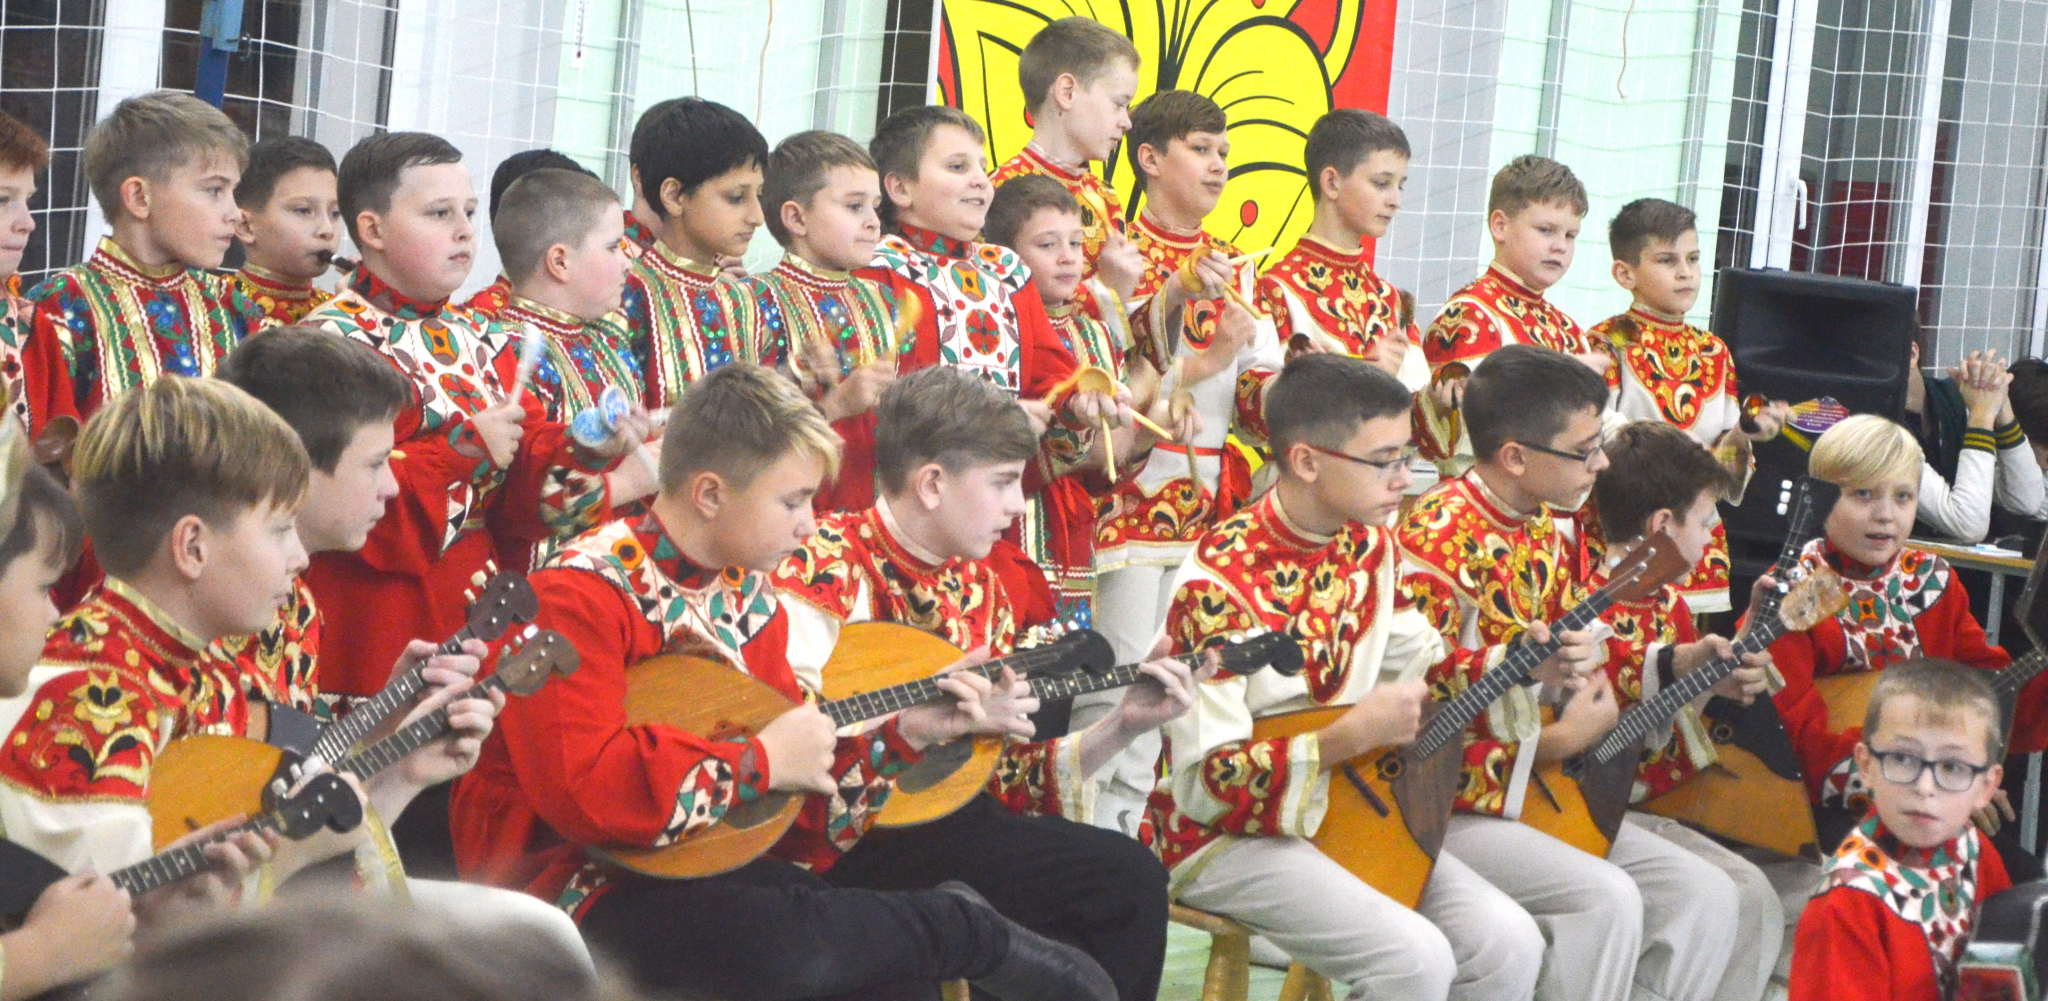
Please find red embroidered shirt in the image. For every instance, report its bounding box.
[1416,265,1601,468]
[230,263,331,326]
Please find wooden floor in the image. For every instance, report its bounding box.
[1159,925,1291,1001]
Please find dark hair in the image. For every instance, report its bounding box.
[337,131,464,244]
[1462,345,1610,460]
[874,367,1037,495]
[219,326,412,474]
[1127,90,1226,182]
[2008,358,2048,445]
[1016,17,1140,111]
[870,105,986,229]
[0,464,83,574]
[492,169,621,285]
[1303,110,1409,202]
[1609,198,1697,265]
[0,111,51,173]
[489,148,595,222]
[761,130,876,246]
[984,174,1080,250]
[1266,353,1413,456]
[1863,658,2006,762]
[1591,421,1731,544]
[236,136,337,210]
[1489,154,1588,219]
[629,97,768,221]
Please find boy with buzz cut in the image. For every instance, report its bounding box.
[618,97,771,409]
[1258,108,1429,390]
[230,136,341,325]
[302,131,629,702]
[1790,659,2018,1001]
[0,111,49,434]
[21,90,263,432]
[771,365,1186,1001]
[463,148,600,318]
[1399,344,1741,1001]
[990,16,1145,332]
[1153,352,1552,1001]
[747,129,904,514]
[1417,155,1606,474]
[1588,197,1788,614]
[452,362,1117,1001]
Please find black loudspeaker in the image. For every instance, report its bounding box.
[1713,268,1918,563]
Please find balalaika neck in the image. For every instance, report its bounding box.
[1585,610,1793,764]
[305,626,474,763]
[106,813,283,898]
[1996,648,2048,699]
[817,643,1079,729]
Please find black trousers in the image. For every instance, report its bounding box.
[580,855,1008,1001]
[823,793,1169,1001]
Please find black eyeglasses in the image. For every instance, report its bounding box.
[1307,444,1418,476]
[1867,746,1995,793]
[1517,440,1604,468]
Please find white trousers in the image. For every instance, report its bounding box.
[1733,846,1821,986]
[1623,812,1784,1001]
[405,877,594,973]
[1443,813,1740,1001]
[1075,562,1182,834]
[1177,838,1544,1001]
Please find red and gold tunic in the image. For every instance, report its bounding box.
[498,296,645,424]
[1029,304,1126,623]
[1256,234,1428,385]
[990,145,1124,325]
[1584,551,1716,801]
[206,576,323,718]
[771,503,1090,831]
[229,263,331,325]
[1146,490,1478,889]
[746,255,905,514]
[462,274,514,319]
[302,268,618,698]
[1,274,32,432]
[1417,265,1604,469]
[1096,214,1284,572]
[1790,815,2008,1001]
[1769,538,2048,809]
[1591,306,1746,612]
[0,579,248,874]
[619,211,656,261]
[1397,469,1591,817]
[450,513,923,915]
[619,242,768,410]
[21,237,264,432]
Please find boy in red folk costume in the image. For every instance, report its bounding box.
[1588,198,1788,614]
[301,131,630,700]
[1417,155,1607,474]
[1769,415,2048,834]
[1257,109,1429,391]
[463,149,602,319]
[989,16,1146,335]
[771,366,1187,1001]
[229,137,341,326]
[452,363,1117,1001]
[0,112,47,433]
[1790,660,2017,1001]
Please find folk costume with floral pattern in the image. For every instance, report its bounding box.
[1256,233,1429,391]
[1584,542,1718,801]
[989,145,1129,335]
[497,296,645,424]
[1,274,32,432]
[1030,301,1128,624]
[230,263,331,326]
[619,241,768,410]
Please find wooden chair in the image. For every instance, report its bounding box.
[1170,903,1332,1001]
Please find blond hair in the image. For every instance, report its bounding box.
[1488,154,1588,219]
[1810,414,1922,489]
[73,377,309,575]
[84,91,249,221]
[660,363,841,491]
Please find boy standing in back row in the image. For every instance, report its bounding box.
[230,136,341,326]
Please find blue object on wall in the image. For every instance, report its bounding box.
[194,0,248,108]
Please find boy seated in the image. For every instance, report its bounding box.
[1399,344,1740,1001]
[1257,109,1428,389]
[989,16,1144,331]
[302,131,628,700]
[230,136,341,325]
[1153,352,1553,999]
[770,365,1189,1001]
[1,111,49,433]
[618,98,771,408]
[463,148,601,318]
[1417,155,1606,473]
[747,129,902,512]
[1589,419,1787,1000]
[450,362,1116,1001]
[1589,198,1788,614]
[22,91,263,430]
[1790,659,2015,1001]
[1769,414,2048,819]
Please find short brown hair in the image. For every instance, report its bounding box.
[337,131,463,244]
[761,130,876,246]
[874,367,1037,495]
[73,377,309,576]
[0,464,83,576]
[661,363,841,491]
[0,112,50,174]
[492,168,621,285]
[1488,154,1588,220]
[83,91,249,220]
[1265,353,1413,456]
[235,136,335,211]
[1303,110,1409,202]
[1127,90,1227,180]
[870,106,985,228]
[220,326,413,473]
[1862,658,2005,762]
[1609,198,1697,265]
[1592,421,1732,544]
[1463,344,1610,461]
[1017,18,1141,112]
[984,174,1079,250]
